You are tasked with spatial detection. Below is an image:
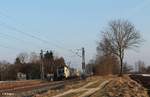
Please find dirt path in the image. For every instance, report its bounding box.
[52,80,98,97]
[79,80,110,97]
[53,80,110,97]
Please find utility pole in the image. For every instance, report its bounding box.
[40,50,44,80]
[82,47,85,73]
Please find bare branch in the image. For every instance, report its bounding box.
[98,19,142,76]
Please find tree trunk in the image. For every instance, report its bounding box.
[119,57,123,76]
[119,49,124,77]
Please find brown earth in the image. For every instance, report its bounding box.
[91,76,149,97]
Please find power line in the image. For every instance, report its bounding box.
[0,10,84,71]
[0,11,67,50]
[0,32,42,49]
[0,11,81,58]
[0,21,81,57]
[0,43,24,51]
[0,21,62,48]
[0,32,42,51]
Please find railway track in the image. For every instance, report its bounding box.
[0,78,80,97]
[0,80,42,90]
[0,80,65,97]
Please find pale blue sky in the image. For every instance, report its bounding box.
[0,0,150,68]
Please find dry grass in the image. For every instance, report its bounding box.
[61,90,87,97]
[39,80,90,97]
[86,80,103,88]
[35,79,93,97]
[34,76,111,97]
[66,80,90,89]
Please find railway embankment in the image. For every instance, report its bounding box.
[91,76,149,97]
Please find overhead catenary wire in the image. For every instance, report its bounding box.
[0,21,63,48]
[0,10,83,71]
[0,10,64,46]
[0,32,42,49]
[0,35,36,52]
[0,43,25,51]
[0,20,81,57]
[0,10,82,58]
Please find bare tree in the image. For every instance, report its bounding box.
[102,19,142,76]
[17,52,28,64]
[96,34,120,75]
[95,53,119,75]
[30,52,40,63]
[123,62,133,74]
[135,60,146,74]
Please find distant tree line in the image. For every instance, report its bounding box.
[0,51,66,81]
[134,60,150,74]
